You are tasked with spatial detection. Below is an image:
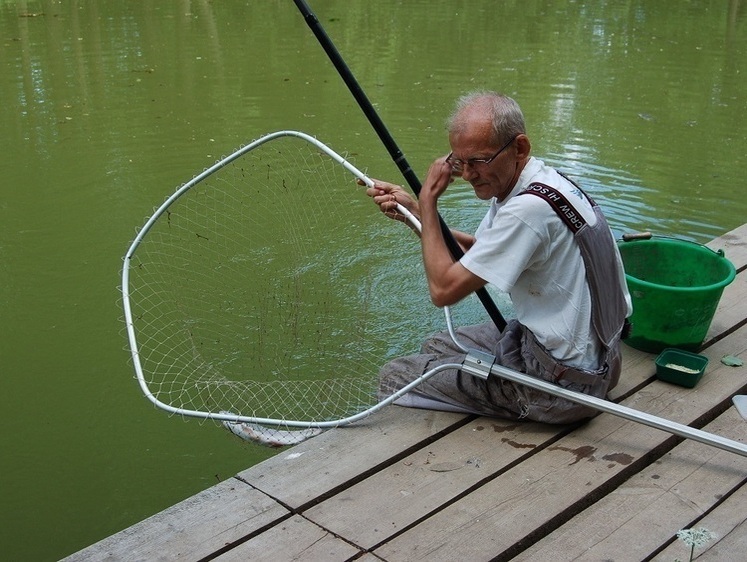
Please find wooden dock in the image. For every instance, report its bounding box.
[65,225,747,562]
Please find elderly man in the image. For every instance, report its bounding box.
[367,91,631,424]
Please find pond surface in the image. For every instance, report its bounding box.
[1,1,746,559]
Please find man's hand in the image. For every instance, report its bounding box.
[419,156,455,204]
[362,179,419,224]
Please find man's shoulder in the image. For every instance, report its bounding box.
[515,164,597,223]
[520,181,591,209]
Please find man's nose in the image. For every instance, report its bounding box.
[461,165,477,181]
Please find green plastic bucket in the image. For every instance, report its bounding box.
[618,237,736,353]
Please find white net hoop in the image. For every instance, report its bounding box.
[121,131,453,438]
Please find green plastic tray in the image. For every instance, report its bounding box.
[655,348,709,388]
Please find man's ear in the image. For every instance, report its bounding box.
[515,134,531,159]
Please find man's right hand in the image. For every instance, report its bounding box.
[361,179,419,225]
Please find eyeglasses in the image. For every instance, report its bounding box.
[446,135,517,171]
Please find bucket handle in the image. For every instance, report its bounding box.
[621,231,652,242]
[620,232,726,258]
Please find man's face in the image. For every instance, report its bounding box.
[448,119,520,202]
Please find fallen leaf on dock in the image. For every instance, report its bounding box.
[720,355,743,367]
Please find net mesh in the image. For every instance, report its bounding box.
[123,132,447,427]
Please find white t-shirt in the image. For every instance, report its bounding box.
[460,157,614,370]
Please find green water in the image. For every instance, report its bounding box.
[1,1,745,559]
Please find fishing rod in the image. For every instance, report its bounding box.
[293,0,507,331]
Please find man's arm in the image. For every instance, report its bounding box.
[417,159,486,307]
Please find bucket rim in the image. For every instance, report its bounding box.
[617,235,724,253]
[618,237,737,292]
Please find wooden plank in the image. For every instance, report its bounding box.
[357,554,388,562]
[652,484,747,561]
[213,515,361,561]
[237,406,467,509]
[706,271,747,341]
[61,479,288,562]
[703,222,747,340]
[370,325,747,561]
[303,417,565,550]
[512,408,747,561]
[707,223,747,269]
[613,343,658,398]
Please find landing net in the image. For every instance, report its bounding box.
[121,131,448,437]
